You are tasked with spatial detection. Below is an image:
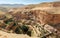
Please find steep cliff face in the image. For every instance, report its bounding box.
[31,2,60,25]
[31,10,60,25]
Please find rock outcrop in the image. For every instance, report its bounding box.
[31,10,60,25]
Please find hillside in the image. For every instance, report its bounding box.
[0,1,60,38]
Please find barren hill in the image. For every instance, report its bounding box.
[0,1,60,38]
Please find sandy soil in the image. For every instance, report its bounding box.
[0,30,39,38]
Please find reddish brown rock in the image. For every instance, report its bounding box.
[31,10,60,25]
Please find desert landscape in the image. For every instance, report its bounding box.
[0,1,60,38]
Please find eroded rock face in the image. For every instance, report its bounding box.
[31,10,60,25]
